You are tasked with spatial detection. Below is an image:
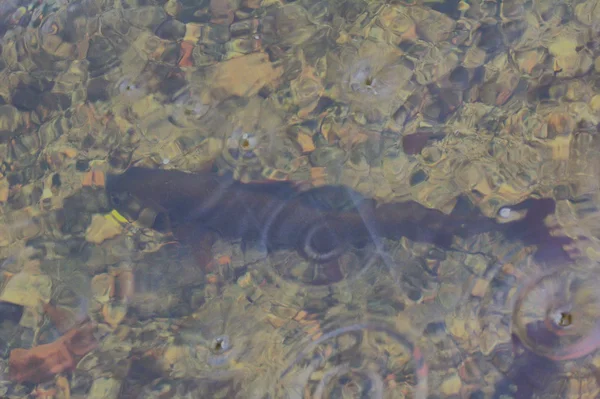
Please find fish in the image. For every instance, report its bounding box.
[105,167,574,266]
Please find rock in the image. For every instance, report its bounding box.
[9,322,97,383]
[210,52,283,98]
[439,372,462,396]
[88,377,122,399]
[0,264,51,328]
[85,214,124,244]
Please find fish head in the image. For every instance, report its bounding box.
[105,168,172,232]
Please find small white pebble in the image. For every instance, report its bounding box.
[499,207,512,218]
[162,158,170,165]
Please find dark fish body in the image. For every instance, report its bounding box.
[105,167,229,228]
[106,168,377,261]
[106,167,574,264]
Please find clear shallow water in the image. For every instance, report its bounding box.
[0,0,600,397]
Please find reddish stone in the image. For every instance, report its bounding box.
[9,322,97,384]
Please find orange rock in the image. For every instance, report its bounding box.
[92,170,105,187]
[178,41,194,68]
[82,171,93,187]
[210,52,283,98]
[217,255,231,265]
[310,167,327,187]
[9,322,96,383]
[82,170,105,188]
